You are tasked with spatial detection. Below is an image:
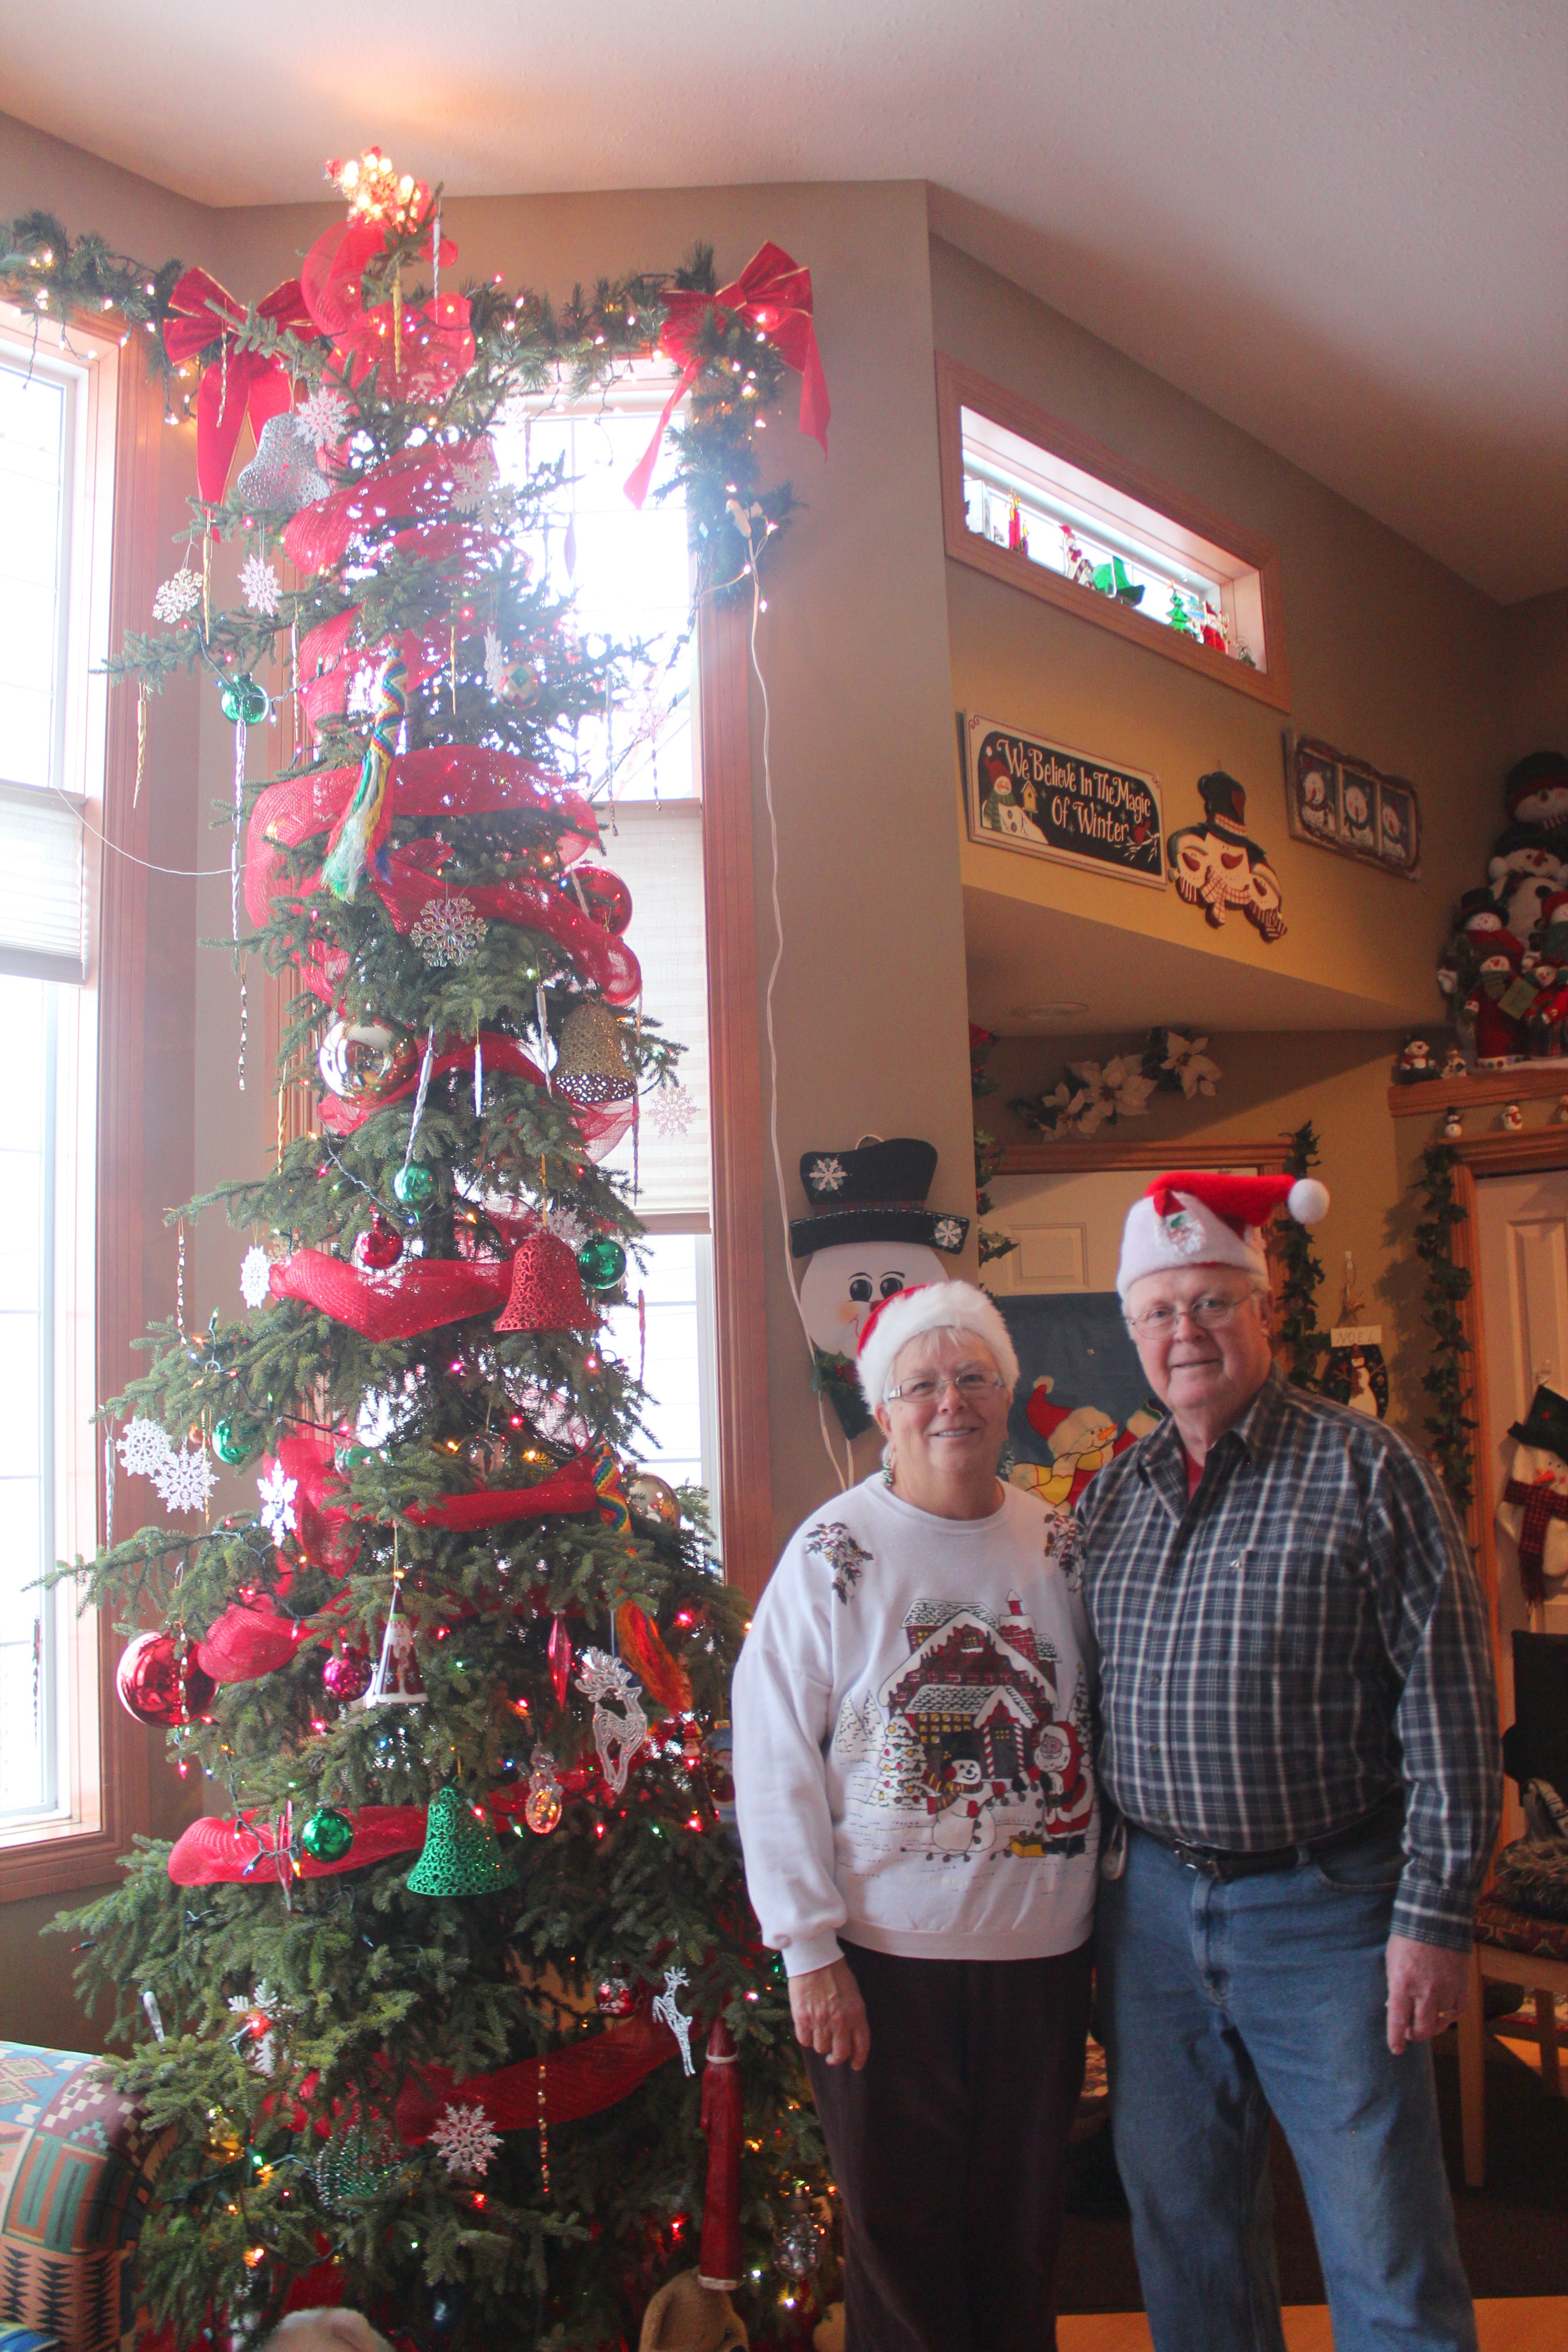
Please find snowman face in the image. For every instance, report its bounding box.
[1343,782,1370,825]
[1515,783,1568,828]
[798,1241,950,1358]
[1479,951,1513,977]
[948,1758,983,1793]
[1382,804,1403,845]
[1245,858,1284,922]
[1464,910,1503,936]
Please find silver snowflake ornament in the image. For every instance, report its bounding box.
[808,1155,847,1194]
[295,386,351,450]
[153,1442,218,1517]
[257,1461,299,1543]
[429,2100,502,2177]
[933,1217,966,1250]
[238,551,281,617]
[411,894,487,969]
[543,1205,587,1252]
[152,568,201,624]
[647,1083,696,1140]
[240,1244,274,1311]
[118,1415,174,1479]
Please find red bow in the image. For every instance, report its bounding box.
[625,240,829,507]
[164,266,318,504]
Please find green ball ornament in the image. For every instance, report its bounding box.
[212,1416,255,1467]
[392,1164,434,1210]
[299,1805,356,1864]
[219,672,270,726]
[576,1234,627,1292]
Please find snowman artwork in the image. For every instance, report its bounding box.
[1497,1383,1568,1624]
[790,1137,970,1439]
[1167,771,1288,943]
[928,1757,1001,1859]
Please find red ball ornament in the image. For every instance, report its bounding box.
[116,1631,216,1727]
[596,1977,635,2017]
[356,1215,404,1272]
[323,1646,373,1703]
[564,864,633,936]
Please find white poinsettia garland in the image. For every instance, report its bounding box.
[1011,1027,1224,1139]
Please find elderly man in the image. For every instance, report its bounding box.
[1080,1171,1498,2352]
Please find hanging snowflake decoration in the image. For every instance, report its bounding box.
[238,551,281,618]
[227,1980,292,2076]
[542,1205,588,1252]
[450,447,507,524]
[153,1442,218,1517]
[411,894,487,969]
[647,1083,697,1141]
[257,1462,299,1543]
[483,627,509,698]
[118,1415,174,1479]
[152,568,201,624]
[239,1245,274,1311]
[429,2100,502,2178]
[295,385,352,450]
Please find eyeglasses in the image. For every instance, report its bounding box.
[1125,1294,1257,1336]
[885,1371,1005,1404]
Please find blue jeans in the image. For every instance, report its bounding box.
[1096,1819,1476,2352]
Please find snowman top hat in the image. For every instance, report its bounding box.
[789,1136,970,1259]
[1117,1170,1329,1299]
[1509,1382,1568,1459]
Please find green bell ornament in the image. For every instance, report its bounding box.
[392,1163,435,1210]
[212,1416,257,1466]
[576,1233,627,1291]
[220,671,270,726]
[299,1805,356,1863]
[406,1786,518,1897]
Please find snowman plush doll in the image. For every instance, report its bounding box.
[1497,750,1568,863]
[790,1137,970,1439]
[1463,931,1529,1068]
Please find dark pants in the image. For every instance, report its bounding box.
[804,1938,1093,2352]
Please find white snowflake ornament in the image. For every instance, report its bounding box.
[152,568,201,624]
[647,1083,696,1140]
[483,627,508,697]
[153,1443,218,1518]
[228,1980,292,2076]
[295,386,351,450]
[240,1245,274,1311]
[118,1415,174,1479]
[411,893,486,968]
[542,1205,588,1252]
[258,1462,299,1543]
[238,551,281,617]
[449,446,504,521]
[429,2100,502,2178]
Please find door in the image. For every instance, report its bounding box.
[1475,1168,1568,1643]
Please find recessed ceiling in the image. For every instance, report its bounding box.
[6,1,1564,600]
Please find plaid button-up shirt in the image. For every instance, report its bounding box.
[1078,1369,1499,1949]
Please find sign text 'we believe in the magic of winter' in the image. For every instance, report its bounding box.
[962,712,1166,889]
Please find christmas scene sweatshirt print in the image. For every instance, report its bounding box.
[732,1476,1098,1974]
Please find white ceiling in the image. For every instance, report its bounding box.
[6,1,1565,600]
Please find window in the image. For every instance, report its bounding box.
[0,310,114,1855]
[936,356,1289,710]
[493,389,722,1524]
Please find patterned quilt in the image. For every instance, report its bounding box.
[0,2045,172,2352]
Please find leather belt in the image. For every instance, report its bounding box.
[1136,1790,1404,1882]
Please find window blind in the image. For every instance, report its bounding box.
[598,801,710,1220]
[0,781,85,981]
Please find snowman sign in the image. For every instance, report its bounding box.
[1497,1382,1568,1620]
[790,1137,970,1439]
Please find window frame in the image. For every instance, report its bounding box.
[0,308,167,1900]
[936,354,1291,713]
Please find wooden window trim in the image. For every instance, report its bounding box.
[0,338,170,1902]
[936,354,1291,714]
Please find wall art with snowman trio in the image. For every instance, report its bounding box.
[1285,732,1422,876]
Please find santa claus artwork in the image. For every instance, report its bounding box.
[1496,1383,1568,1623]
[790,1137,970,1440]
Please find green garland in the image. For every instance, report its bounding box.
[1276,1120,1328,1387]
[969,1029,1018,1266]
[1413,1143,1476,1511]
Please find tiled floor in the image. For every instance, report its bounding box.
[1058,2303,1567,2351]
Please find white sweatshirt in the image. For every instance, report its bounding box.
[732,1476,1098,1975]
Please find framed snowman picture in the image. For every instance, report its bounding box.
[961,711,1166,889]
[1286,732,1422,878]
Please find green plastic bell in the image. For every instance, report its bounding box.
[406,1785,518,1897]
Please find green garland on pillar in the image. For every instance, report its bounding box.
[1412,1143,1476,1512]
[1276,1121,1329,1388]
[970,1028,1019,1267]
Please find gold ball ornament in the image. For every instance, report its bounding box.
[627,1470,681,1529]
[317,1017,419,1104]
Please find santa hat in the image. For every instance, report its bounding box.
[855,1280,1019,1410]
[1116,1171,1329,1299]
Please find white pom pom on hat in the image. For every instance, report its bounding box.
[855,1279,1020,1409]
[1116,1169,1330,1298]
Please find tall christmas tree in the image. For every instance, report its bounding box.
[26,152,834,2351]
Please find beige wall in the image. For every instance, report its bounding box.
[932,234,1508,1030]
[1501,587,1568,768]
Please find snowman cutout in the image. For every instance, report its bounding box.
[790,1138,970,1440]
[929,1756,1000,1860]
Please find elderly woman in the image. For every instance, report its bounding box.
[734,1281,1097,2352]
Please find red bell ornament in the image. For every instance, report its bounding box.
[494,1234,598,1332]
[117,1630,217,1727]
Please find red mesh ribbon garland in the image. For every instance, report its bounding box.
[168,1806,429,1886]
[405,1450,601,1531]
[268,1246,514,1339]
[276,1430,361,1572]
[299,216,475,409]
[163,266,319,504]
[283,436,492,578]
[625,240,831,508]
[393,2009,680,2141]
[317,1034,547,1137]
[195,1606,321,1685]
[698,2019,743,2292]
